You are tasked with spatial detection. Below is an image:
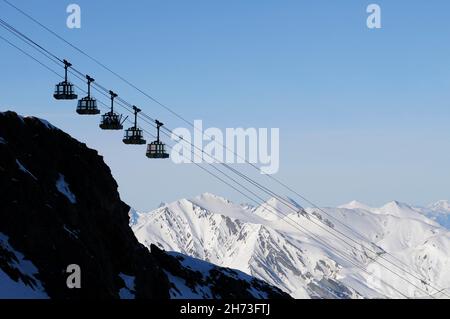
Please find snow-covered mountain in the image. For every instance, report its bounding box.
[416,201,450,230]
[132,194,450,299]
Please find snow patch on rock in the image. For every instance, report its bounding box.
[56,174,77,204]
[118,273,136,299]
[0,233,48,299]
[16,159,37,181]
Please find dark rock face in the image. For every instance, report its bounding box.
[0,111,289,299]
[0,111,169,299]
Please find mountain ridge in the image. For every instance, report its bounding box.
[133,193,450,299]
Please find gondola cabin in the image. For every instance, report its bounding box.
[146,141,169,159]
[77,75,100,115]
[123,127,146,145]
[99,112,124,130]
[146,120,169,159]
[99,90,124,130]
[54,60,78,100]
[54,81,77,100]
[77,97,99,115]
[123,106,146,145]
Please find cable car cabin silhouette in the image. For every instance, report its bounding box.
[146,120,170,159]
[123,106,146,145]
[99,91,125,130]
[77,75,100,115]
[54,60,78,100]
[100,112,124,130]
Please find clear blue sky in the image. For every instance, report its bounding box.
[1,0,449,211]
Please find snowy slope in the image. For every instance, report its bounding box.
[133,194,450,299]
[164,252,281,299]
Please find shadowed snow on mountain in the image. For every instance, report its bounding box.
[428,200,450,212]
[0,233,48,299]
[133,195,450,299]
